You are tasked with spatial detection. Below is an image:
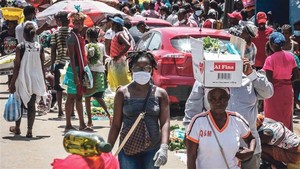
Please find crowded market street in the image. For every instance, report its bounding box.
[0,75,187,169]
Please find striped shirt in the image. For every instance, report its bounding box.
[50,26,70,64]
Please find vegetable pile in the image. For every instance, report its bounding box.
[202,36,220,52]
[169,124,186,151]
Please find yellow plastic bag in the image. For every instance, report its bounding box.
[107,57,131,92]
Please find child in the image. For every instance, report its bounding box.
[84,27,111,129]
[9,22,47,138]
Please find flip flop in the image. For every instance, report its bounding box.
[9,126,21,135]
[79,126,93,132]
[64,126,78,132]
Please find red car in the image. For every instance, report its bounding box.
[134,27,230,108]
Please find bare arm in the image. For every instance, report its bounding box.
[113,33,131,61]
[40,47,46,79]
[186,139,198,169]
[265,70,273,84]
[158,87,170,145]
[67,40,79,84]
[236,132,256,161]
[105,39,111,56]
[50,44,57,72]
[107,88,124,148]
[292,67,300,82]
[36,23,50,35]
[9,45,21,93]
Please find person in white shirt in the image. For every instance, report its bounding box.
[166,4,179,25]
[186,88,256,169]
[15,5,52,44]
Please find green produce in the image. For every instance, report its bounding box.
[170,124,180,131]
[202,36,220,51]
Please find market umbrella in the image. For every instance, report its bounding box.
[36,0,126,27]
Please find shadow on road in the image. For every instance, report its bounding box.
[2,135,50,141]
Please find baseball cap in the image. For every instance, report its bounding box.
[227,11,242,21]
[111,16,124,26]
[269,32,286,47]
[208,9,217,16]
[257,12,267,24]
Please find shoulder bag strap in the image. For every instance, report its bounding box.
[206,115,230,169]
[114,84,153,157]
[142,84,152,113]
[71,31,84,68]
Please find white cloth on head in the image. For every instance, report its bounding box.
[15,41,47,108]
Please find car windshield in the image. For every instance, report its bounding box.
[171,37,229,53]
[129,25,168,43]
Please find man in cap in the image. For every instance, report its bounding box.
[228,11,242,27]
[202,9,218,29]
[252,12,273,70]
[136,21,150,34]
[184,58,274,169]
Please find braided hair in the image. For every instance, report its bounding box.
[127,51,157,73]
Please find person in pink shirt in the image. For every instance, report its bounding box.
[154,0,164,11]
[263,32,300,130]
[252,12,273,69]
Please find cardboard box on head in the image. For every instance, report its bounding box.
[191,35,246,87]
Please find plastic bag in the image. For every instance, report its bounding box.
[37,91,52,113]
[107,58,131,91]
[3,94,22,122]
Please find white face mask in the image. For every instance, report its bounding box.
[132,71,151,85]
[195,10,202,16]
[294,30,300,36]
[179,19,186,24]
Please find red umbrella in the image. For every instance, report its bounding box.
[36,0,126,27]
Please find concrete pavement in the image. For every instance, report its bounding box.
[0,75,186,169]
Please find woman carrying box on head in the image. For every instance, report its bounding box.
[186,87,256,169]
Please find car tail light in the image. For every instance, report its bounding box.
[161,53,186,64]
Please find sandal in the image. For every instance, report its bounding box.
[87,123,93,127]
[26,133,33,138]
[64,126,78,132]
[79,126,93,132]
[9,126,21,135]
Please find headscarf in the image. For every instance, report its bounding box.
[269,32,286,47]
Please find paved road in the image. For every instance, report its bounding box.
[0,76,185,169]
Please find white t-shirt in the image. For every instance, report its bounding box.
[85,42,106,73]
[104,28,115,40]
[15,21,38,44]
[186,111,250,169]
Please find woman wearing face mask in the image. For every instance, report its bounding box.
[108,51,170,169]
